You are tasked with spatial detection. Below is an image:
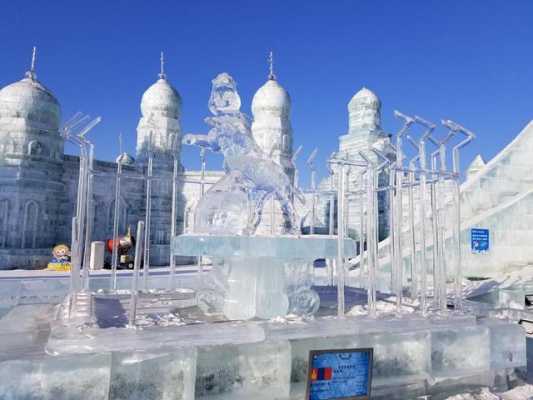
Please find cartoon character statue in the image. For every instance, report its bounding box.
[46,244,71,272]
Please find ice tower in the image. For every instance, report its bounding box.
[338,87,392,240]
[0,48,66,267]
[251,52,294,234]
[135,53,183,265]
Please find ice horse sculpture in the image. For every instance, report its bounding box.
[183,72,301,235]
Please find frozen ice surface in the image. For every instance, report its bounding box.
[0,353,112,400]
[481,320,526,370]
[109,348,196,400]
[431,325,490,375]
[195,340,290,399]
[173,234,357,259]
[443,385,533,399]
[0,304,53,361]
[46,320,266,355]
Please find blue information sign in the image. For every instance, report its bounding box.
[306,348,373,400]
[471,228,489,254]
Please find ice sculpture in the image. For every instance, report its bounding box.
[183,72,301,235]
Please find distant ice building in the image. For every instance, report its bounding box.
[0,51,390,269]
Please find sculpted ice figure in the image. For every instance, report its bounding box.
[183,72,302,235]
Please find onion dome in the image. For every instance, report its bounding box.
[251,78,291,116]
[252,51,290,116]
[140,77,181,119]
[347,86,382,133]
[348,87,380,113]
[115,152,135,166]
[0,70,60,131]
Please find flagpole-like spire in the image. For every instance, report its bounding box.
[26,46,37,80]
[268,50,276,81]
[159,51,166,80]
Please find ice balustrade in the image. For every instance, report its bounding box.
[324,112,474,315]
[64,74,475,323]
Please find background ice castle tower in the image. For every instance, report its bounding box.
[337,87,392,240]
[135,53,183,265]
[251,52,294,234]
[0,48,66,267]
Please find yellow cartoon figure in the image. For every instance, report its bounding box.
[46,244,71,272]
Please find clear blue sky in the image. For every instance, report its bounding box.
[1,1,532,185]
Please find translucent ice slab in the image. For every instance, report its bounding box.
[109,348,196,400]
[195,340,290,399]
[0,353,112,400]
[172,234,357,259]
[0,304,53,362]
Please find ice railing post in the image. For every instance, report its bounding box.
[402,115,435,315]
[391,110,415,312]
[170,132,180,290]
[426,119,457,314]
[143,131,154,290]
[327,153,366,317]
[306,148,318,235]
[443,119,475,311]
[128,220,145,328]
[111,140,123,290]
[364,149,390,317]
[61,113,101,298]
[325,155,336,286]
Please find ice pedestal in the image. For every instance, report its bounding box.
[172,234,357,319]
[224,257,288,319]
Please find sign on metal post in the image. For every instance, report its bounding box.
[471,228,489,254]
[306,348,373,400]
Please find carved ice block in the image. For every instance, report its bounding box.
[90,241,105,270]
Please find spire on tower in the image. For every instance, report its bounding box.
[159,51,166,80]
[25,46,37,80]
[268,50,276,80]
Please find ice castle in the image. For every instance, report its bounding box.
[0,51,391,269]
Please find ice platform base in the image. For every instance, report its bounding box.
[0,304,526,400]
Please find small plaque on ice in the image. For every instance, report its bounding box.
[306,348,373,400]
[471,228,489,254]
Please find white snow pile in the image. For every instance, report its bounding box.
[347,297,418,316]
[135,312,186,328]
[445,385,533,400]
[463,267,533,299]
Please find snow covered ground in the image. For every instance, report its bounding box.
[445,385,533,400]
